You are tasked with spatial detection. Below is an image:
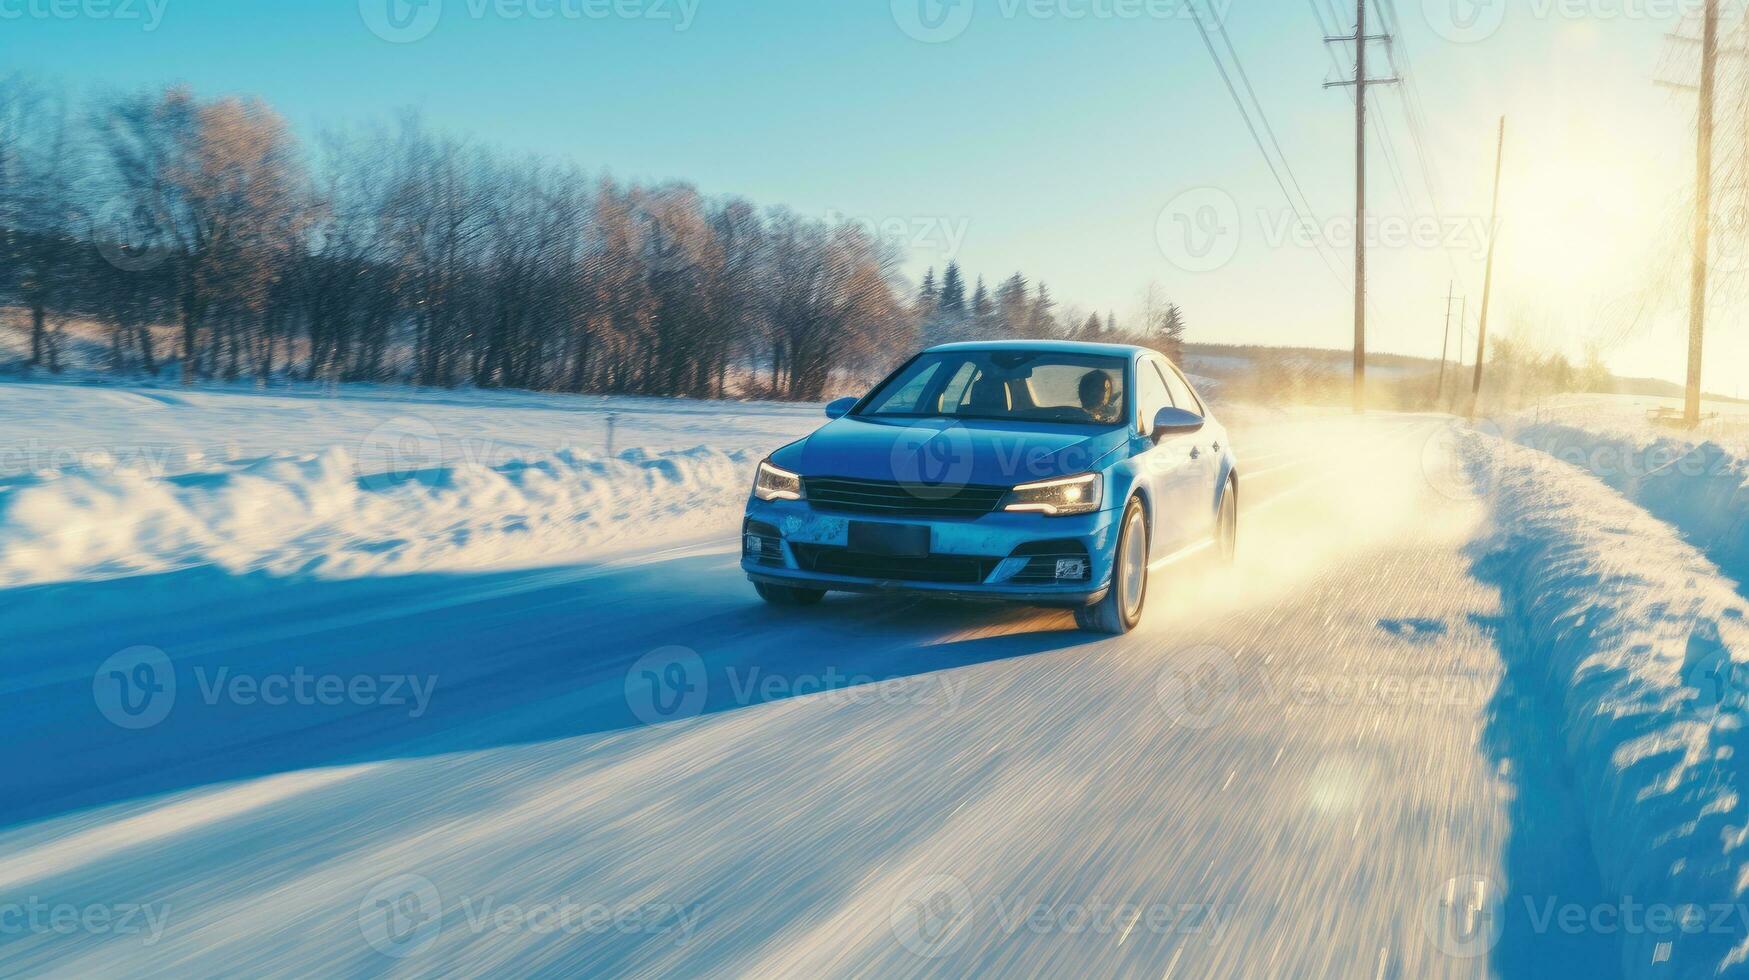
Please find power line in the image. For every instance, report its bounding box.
[1373,0,1473,297]
[1376,0,1449,201]
[1185,0,1354,294]
[1308,0,1353,93]
[1210,7,1329,230]
[1371,101,1419,212]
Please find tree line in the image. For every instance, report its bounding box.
[916,262,1187,364]
[0,77,1193,399]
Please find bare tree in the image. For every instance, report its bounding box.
[95,88,305,383]
[2,76,987,402]
[765,211,908,400]
[1,77,82,371]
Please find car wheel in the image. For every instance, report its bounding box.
[755,581,826,606]
[1074,496,1148,635]
[1217,476,1238,563]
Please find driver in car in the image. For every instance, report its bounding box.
[1078,370,1120,425]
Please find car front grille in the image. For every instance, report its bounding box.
[790,545,1000,585]
[802,477,1008,518]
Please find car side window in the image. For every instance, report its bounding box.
[1135,360,1172,436]
[936,362,979,412]
[875,361,942,414]
[1161,363,1203,418]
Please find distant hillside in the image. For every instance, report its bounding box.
[1184,342,1442,375]
[1181,342,1746,405]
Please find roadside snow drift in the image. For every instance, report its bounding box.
[1464,428,1749,978]
[0,445,750,586]
[1510,420,1749,586]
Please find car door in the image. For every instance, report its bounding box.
[1131,357,1204,557]
[1161,360,1221,540]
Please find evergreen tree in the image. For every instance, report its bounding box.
[1083,313,1102,338]
[1027,281,1055,338]
[1159,303,1187,362]
[938,262,967,315]
[994,273,1029,336]
[918,268,938,312]
[969,277,996,340]
[1106,312,1118,338]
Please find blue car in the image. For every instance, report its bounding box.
[742,341,1239,634]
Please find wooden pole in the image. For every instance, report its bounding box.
[1435,280,1454,402]
[1686,0,1719,427]
[1352,0,1368,414]
[1470,118,1505,418]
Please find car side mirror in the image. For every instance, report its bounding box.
[1151,406,1204,440]
[825,397,857,420]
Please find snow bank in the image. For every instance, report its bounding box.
[0,444,751,586]
[1509,420,1749,585]
[1463,429,1749,977]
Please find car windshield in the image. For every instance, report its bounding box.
[857,350,1129,427]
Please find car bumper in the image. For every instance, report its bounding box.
[740,497,1121,607]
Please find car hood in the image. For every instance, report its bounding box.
[772,416,1127,489]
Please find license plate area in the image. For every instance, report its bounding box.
[847,522,931,557]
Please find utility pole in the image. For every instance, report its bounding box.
[1455,297,1467,370]
[1470,117,1505,417]
[1352,0,1368,415]
[1435,281,1455,401]
[1686,0,1719,427]
[1325,0,1399,414]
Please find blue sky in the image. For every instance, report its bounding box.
[12,0,1740,392]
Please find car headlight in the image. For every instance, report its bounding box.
[1002,473,1102,517]
[753,460,804,502]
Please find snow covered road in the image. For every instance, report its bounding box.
[2,400,1737,977]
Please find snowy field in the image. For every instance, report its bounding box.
[0,382,823,584]
[2,381,1748,978]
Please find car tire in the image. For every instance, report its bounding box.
[755,581,826,606]
[1074,496,1148,635]
[1216,476,1238,563]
